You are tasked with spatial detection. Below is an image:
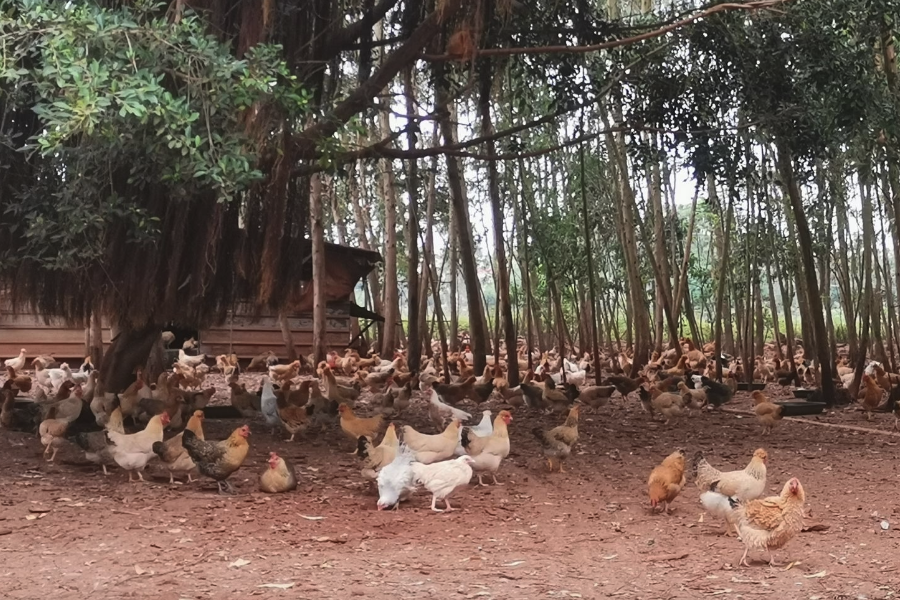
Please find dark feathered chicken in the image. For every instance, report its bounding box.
[182,426,250,495]
[1,383,42,433]
[692,375,734,408]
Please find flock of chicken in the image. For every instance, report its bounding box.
[0,335,889,567]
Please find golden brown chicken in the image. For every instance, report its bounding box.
[182,425,250,495]
[338,404,385,442]
[152,410,205,483]
[247,351,276,372]
[259,452,298,493]
[39,405,69,461]
[460,410,512,486]
[228,380,260,417]
[357,422,400,480]
[269,360,301,384]
[275,379,310,408]
[860,374,883,420]
[532,405,579,472]
[456,359,474,380]
[659,355,689,379]
[703,478,806,567]
[401,419,460,464]
[5,366,32,393]
[751,391,784,434]
[638,386,684,424]
[677,381,706,412]
[276,387,309,442]
[647,449,686,513]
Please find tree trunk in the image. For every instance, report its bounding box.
[279,312,297,361]
[776,140,835,403]
[349,159,384,334]
[776,260,801,384]
[90,308,104,368]
[309,173,328,365]
[100,326,159,393]
[580,139,600,364]
[765,261,783,360]
[437,82,488,373]
[376,111,399,356]
[713,195,734,380]
[402,68,421,372]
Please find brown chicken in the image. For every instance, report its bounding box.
[751,391,783,434]
[39,405,69,461]
[677,381,706,412]
[5,366,32,393]
[659,355,689,379]
[647,449,687,513]
[275,379,310,407]
[578,385,615,411]
[638,386,685,424]
[259,452,298,493]
[860,374,883,420]
[269,360,301,384]
[541,379,572,415]
[228,380,260,417]
[152,410,205,483]
[181,425,250,495]
[532,405,579,472]
[356,422,400,480]
[247,351,277,372]
[695,448,768,536]
[276,386,309,442]
[721,478,807,567]
[401,419,460,464]
[338,404,385,442]
[434,376,477,406]
[461,410,512,486]
[456,359,474,380]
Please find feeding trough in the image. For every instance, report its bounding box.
[737,382,766,392]
[792,388,815,399]
[775,401,826,416]
[201,405,245,420]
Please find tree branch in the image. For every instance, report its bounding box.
[423,0,791,60]
[293,0,462,157]
[327,0,401,55]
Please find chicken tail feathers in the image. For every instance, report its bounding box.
[531,426,546,445]
[690,451,706,481]
[152,441,165,458]
[356,435,370,459]
[461,427,471,449]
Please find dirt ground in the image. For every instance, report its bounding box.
[2,373,899,600]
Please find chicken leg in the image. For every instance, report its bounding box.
[430,495,444,512]
[217,480,236,495]
[491,474,502,485]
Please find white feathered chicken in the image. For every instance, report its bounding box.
[376,444,417,510]
[455,410,492,456]
[411,455,476,512]
[4,349,26,371]
[428,389,471,423]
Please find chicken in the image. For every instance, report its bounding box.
[39,406,69,461]
[434,376,477,405]
[638,385,685,424]
[540,379,573,415]
[32,354,58,370]
[53,383,85,423]
[691,375,735,408]
[182,337,198,351]
[1,382,41,432]
[339,404,385,442]
[532,405,579,472]
[660,355,689,379]
[118,375,146,419]
[578,385,615,411]
[152,410,205,484]
[106,412,170,482]
[694,448,768,536]
[259,452,298,493]
[409,455,475,512]
[647,449,687,513]
[460,410,512,486]
[228,380,260,417]
[604,375,645,400]
[305,383,339,428]
[703,478,806,567]
[4,348,26,372]
[69,402,125,475]
[247,351,277,372]
[455,410,492,456]
[376,445,417,510]
[456,359,474,380]
[268,360,301,384]
[751,391,784,434]
[401,419,460,464]
[358,368,395,390]
[677,381,707,412]
[499,384,525,407]
[276,383,309,442]
[357,422,400,480]
[181,425,251,495]
[860,374,883,420]
[382,381,412,416]
[321,365,359,407]
[5,366,32,393]
[519,382,546,410]
[260,376,283,434]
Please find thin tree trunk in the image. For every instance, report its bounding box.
[714,195,734,380]
[279,312,297,361]
[776,140,835,403]
[580,138,600,364]
[402,67,421,372]
[376,110,399,356]
[765,261,783,360]
[349,160,384,335]
[310,173,327,365]
[776,260,801,384]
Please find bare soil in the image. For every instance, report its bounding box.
[2,375,899,600]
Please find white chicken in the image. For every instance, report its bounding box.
[427,389,471,422]
[455,410,492,456]
[4,349,26,371]
[260,376,283,434]
[177,349,206,368]
[106,412,170,482]
[376,445,417,510]
[411,455,476,512]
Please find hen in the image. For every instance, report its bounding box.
[703,478,806,567]
[376,444,417,510]
[4,348,26,371]
[578,385,616,411]
[401,419,460,464]
[604,375,645,400]
[427,389,471,430]
[455,410,492,456]
[434,376,477,405]
[691,375,734,408]
[647,449,686,513]
[411,455,476,512]
[182,425,251,495]
[339,404,385,442]
[532,405,579,472]
[695,448,768,536]
[268,360,301,384]
[638,385,685,424]
[152,410,205,484]
[460,410,512,486]
[70,402,125,475]
[259,452,298,493]
[39,405,70,462]
[106,412,170,482]
[357,422,400,480]
[751,391,783,434]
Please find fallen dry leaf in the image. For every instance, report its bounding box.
[228,558,250,568]
[133,565,146,576]
[804,571,827,578]
[258,583,294,590]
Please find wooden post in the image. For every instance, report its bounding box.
[310,173,327,365]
